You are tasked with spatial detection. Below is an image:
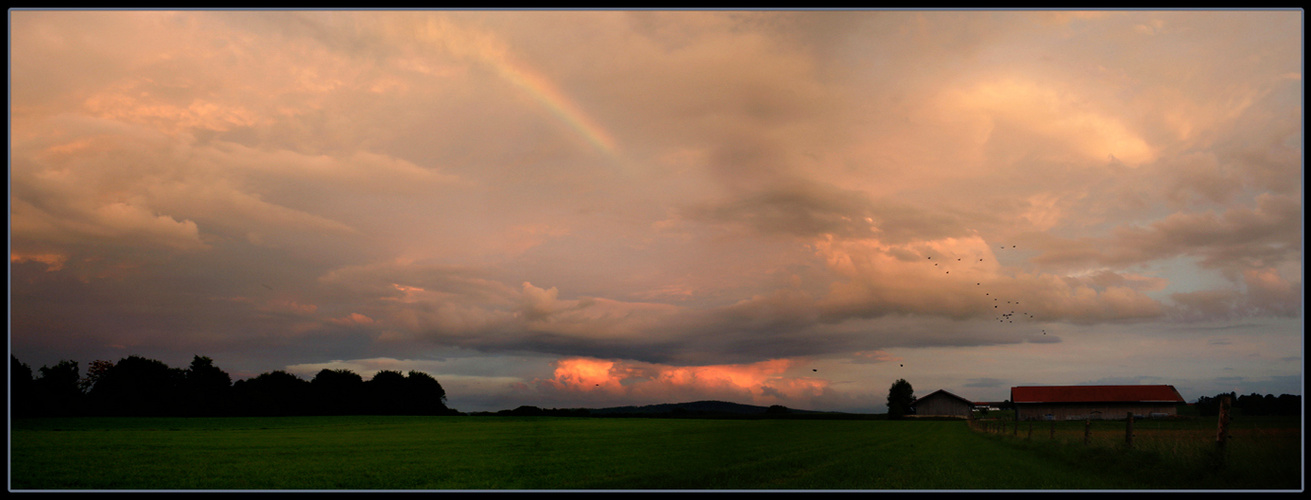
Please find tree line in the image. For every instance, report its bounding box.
[1192,392,1300,417]
[10,355,457,418]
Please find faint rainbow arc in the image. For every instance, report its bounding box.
[491,59,620,159]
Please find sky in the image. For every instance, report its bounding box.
[8,9,1304,414]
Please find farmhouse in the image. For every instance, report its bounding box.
[1011,385,1186,421]
[909,389,974,418]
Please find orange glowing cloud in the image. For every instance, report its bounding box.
[551,358,619,388]
[536,357,829,406]
[11,252,69,272]
[259,298,319,315]
[330,312,377,326]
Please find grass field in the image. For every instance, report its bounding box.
[970,416,1302,490]
[9,415,1302,490]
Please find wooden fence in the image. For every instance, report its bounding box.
[968,396,1236,457]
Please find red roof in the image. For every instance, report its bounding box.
[1011,385,1184,404]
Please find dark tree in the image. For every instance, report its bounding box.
[887,378,916,420]
[87,356,186,416]
[404,370,450,415]
[366,370,408,415]
[182,356,233,416]
[11,356,37,418]
[34,360,83,416]
[311,368,366,415]
[80,360,115,395]
[233,370,310,416]
[1274,394,1301,416]
[1195,392,1238,416]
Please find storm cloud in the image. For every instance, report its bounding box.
[9,10,1302,412]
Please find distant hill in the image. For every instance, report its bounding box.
[586,400,830,416]
[473,400,865,418]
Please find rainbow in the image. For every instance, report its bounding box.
[493,59,619,158]
[418,16,620,159]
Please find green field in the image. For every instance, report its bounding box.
[9,415,1302,490]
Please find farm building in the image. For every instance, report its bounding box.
[909,389,974,418]
[1011,385,1186,421]
[973,401,1006,412]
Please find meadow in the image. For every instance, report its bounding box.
[9,415,1302,490]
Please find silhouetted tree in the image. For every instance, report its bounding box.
[1274,394,1301,416]
[233,370,310,416]
[366,370,408,415]
[766,405,791,415]
[1194,392,1300,417]
[182,356,233,416]
[1195,392,1238,416]
[11,353,471,417]
[35,360,84,416]
[311,368,366,415]
[404,370,449,415]
[87,356,186,416]
[79,360,115,395]
[11,356,37,418]
[887,379,916,420]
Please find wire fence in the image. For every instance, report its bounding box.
[966,397,1298,465]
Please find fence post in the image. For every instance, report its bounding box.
[1027,421,1032,440]
[1050,419,1055,440]
[1125,412,1134,449]
[1216,395,1231,449]
[1084,419,1091,445]
[1013,419,1018,437]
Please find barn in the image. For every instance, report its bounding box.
[909,389,975,418]
[1011,385,1186,421]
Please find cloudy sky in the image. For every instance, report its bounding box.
[9,10,1303,413]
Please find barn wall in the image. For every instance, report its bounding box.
[1015,403,1178,421]
[913,394,971,417]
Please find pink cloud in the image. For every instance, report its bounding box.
[532,357,829,407]
[259,298,319,315]
[10,252,69,272]
[330,312,377,326]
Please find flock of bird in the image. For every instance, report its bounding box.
[820,243,1049,374]
[927,244,1046,336]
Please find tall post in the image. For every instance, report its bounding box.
[1050,419,1055,440]
[1125,412,1134,449]
[1084,419,1091,445]
[1216,395,1231,449]
[1027,421,1032,439]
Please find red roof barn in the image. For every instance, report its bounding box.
[1011,385,1186,421]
